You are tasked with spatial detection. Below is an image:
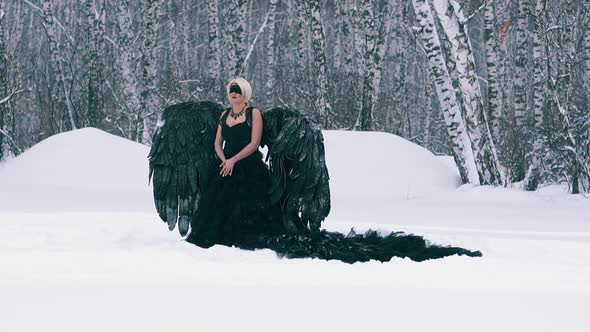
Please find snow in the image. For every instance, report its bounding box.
[1,128,589,332]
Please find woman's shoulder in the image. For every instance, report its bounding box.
[248,107,262,116]
[218,108,231,125]
[220,107,231,117]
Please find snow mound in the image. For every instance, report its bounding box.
[0,128,460,213]
[0,128,153,212]
[323,131,461,214]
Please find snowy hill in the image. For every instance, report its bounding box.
[0,128,153,212]
[324,130,461,210]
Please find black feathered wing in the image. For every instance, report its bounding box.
[148,101,224,236]
[261,107,331,234]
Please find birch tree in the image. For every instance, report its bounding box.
[390,2,410,137]
[411,0,478,184]
[0,0,8,160]
[359,1,392,131]
[584,2,590,94]
[116,0,141,140]
[294,0,309,78]
[524,0,546,191]
[207,0,220,84]
[165,0,182,98]
[341,0,354,76]
[307,0,333,129]
[264,0,278,104]
[225,0,247,77]
[433,0,503,185]
[42,0,76,132]
[85,0,105,128]
[483,0,502,144]
[513,0,530,128]
[139,0,160,143]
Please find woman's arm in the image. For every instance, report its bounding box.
[214,111,227,162]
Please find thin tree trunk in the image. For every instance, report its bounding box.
[139,0,160,144]
[264,0,278,104]
[225,0,248,77]
[116,0,141,141]
[308,0,333,129]
[513,0,529,128]
[295,0,309,78]
[524,0,546,191]
[583,2,590,94]
[341,0,354,76]
[484,0,502,144]
[360,1,392,131]
[85,0,105,128]
[207,0,220,83]
[42,0,76,131]
[0,0,8,160]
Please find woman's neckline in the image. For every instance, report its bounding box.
[225,106,249,128]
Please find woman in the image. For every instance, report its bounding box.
[189,78,283,248]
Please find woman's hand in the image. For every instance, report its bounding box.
[220,157,237,177]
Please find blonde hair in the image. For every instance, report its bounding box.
[226,77,252,103]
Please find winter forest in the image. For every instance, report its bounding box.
[0,0,588,192]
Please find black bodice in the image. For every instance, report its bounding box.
[222,120,251,159]
[220,107,255,159]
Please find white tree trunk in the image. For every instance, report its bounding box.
[584,1,590,93]
[411,0,478,184]
[433,0,503,185]
[524,0,546,191]
[351,1,364,78]
[513,0,529,128]
[483,1,502,144]
[264,0,278,104]
[0,0,8,160]
[42,0,76,131]
[308,0,333,128]
[295,0,309,77]
[140,0,160,144]
[359,1,392,131]
[207,0,220,82]
[225,0,247,77]
[116,0,141,140]
[85,0,105,128]
[341,0,354,75]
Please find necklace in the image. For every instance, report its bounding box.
[230,106,247,120]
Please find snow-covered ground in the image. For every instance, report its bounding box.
[1,128,589,332]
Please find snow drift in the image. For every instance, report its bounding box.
[0,128,153,212]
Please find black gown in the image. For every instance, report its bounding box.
[188,108,284,248]
[187,108,482,263]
